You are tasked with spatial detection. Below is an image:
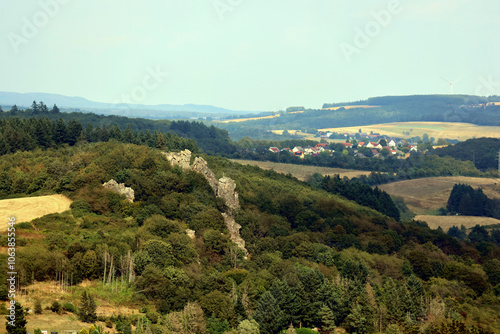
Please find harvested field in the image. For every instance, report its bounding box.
[318,122,500,140]
[231,159,372,181]
[379,177,500,215]
[0,194,72,231]
[218,114,280,123]
[414,215,500,232]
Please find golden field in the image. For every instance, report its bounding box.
[231,159,373,181]
[0,194,72,231]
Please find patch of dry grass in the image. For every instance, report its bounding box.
[231,159,372,181]
[414,215,500,232]
[379,177,500,215]
[0,195,72,231]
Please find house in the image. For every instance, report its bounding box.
[341,143,353,148]
[388,139,397,148]
[355,153,367,158]
[410,145,418,152]
[371,149,380,157]
[281,147,292,153]
[294,151,304,159]
[357,141,365,147]
[366,142,382,149]
[315,143,328,149]
[390,149,397,155]
[292,146,304,153]
[268,147,279,153]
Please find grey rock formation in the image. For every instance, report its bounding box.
[163,149,192,169]
[103,179,135,202]
[161,150,248,256]
[218,177,239,212]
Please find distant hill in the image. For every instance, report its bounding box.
[0,91,258,119]
[429,138,500,171]
[215,94,500,139]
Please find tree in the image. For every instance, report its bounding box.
[318,304,336,333]
[237,319,260,334]
[253,291,286,334]
[5,302,27,334]
[34,299,42,314]
[79,290,97,323]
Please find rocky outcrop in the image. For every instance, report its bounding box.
[192,157,218,191]
[186,229,196,240]
[218,177,239,212]
[103,179,135,202]
[222,213,246,252]
[163,149,191,170]
[163,150,248,256]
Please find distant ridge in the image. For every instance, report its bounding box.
[0,91,259,118]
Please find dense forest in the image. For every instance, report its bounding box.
[0,102,238,155]
[0,140,499,333]
[430,138,500,171]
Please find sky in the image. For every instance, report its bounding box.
[1,0,499,111]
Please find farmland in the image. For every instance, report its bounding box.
[0,194,73,231]
[414,215,500,232]
[318,121,500,141]
[231,159,373,181]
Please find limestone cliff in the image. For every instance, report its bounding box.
[103,179,135,202]
[164,150,248,256]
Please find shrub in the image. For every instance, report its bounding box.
[63,302,76,313]
[105,318,114,328]
[51,300,61,313]
[34,299,42,314]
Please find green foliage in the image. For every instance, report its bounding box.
[34,299,42,314]
[51,300,61,313]
[5,302,27,334]
[238,319,260,334]
[79,290,97,323]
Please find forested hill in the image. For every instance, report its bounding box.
[1,141,499,333]
[429,138,500,171]
[0,102,237,155]
[216,94,500,136]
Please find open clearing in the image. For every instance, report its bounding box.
[231,159,373,181]
[0,194,72,231]
[318,122,500,140]
[379,176,500,215]
[414,215,500,232]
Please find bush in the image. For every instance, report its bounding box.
[63,302,76,313]
[51,300,61,313]
[15,222,33,230]
[34,299,42,314]
[105,318,114,328]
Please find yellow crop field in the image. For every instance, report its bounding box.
[231,159,373,181]
[379,176,500,215]
[318,122,500,140]
[321,105,380,110]
[218,114,280,123]
[414,215,500,232]
[0,194,73,231]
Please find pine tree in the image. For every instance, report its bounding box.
[269,280,300,326]
[253,291,286,334]
[5,302,27,334]
[318,304,336,333]
[79,290,97,323]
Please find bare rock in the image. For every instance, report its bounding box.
[217,177,239,212]
[186,229,196,240]
[222,213,248,257]
[191,157,219,191]
[103,179,135,202]
[163,149,192,169]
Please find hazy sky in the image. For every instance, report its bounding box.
[1,0,499,111]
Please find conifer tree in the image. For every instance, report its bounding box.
[5,302,27,334]
[79,290,97,323]
[253,291,286,334]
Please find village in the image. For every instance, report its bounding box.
[267,131,423,159]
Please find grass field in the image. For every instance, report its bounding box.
[0,195,72,231]
[318,121,500,140]
[218,114,280,123]
[414,215,500,232]
[379,176,500,215]
[231,159,373,181]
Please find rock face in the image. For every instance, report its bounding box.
[163,149,191,170]
[103,179,135,202]
[163,150,248,256]
[218,177,239,212]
